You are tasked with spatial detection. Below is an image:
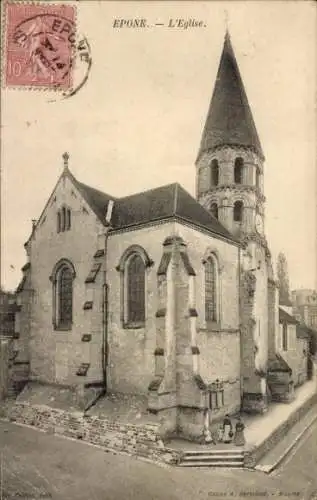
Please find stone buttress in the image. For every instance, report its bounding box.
[148,235,207,440]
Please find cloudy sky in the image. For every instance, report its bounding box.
[1,0,316,291]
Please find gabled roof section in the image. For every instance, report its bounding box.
[26,161,237,245]
[66,169,116,223]
[279,307,299,325]
[296,324,310,340]
[174,183,236,241]
[197,32,264,162]
[268,354,292,373]
[111,182,237,243]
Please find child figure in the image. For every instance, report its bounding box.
[233,416,245,446]
[222,414,233,444]
[217,425,224,443]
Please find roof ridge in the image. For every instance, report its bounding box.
[117,182,179,201]
[77,180,116,200]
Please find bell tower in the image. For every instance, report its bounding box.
[196,32,265,243]
[195,32,280,414]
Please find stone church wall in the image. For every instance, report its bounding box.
[26,176,106,386]
[106,220,240,404]
[174,222,241,414]
[106,222,176,395]
[174,223,240,331]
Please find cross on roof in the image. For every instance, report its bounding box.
[62,152,69,169]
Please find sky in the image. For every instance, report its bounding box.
[1,0,316,292]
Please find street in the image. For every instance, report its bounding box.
[0,419,316,500]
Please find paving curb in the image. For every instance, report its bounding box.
[255,411,317,474]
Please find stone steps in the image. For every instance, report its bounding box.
[178,449,245,468]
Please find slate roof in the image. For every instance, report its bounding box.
[76,179,236,242]
[279,307,299,325]
[111,182,236,241]
[296,324,315,340]
[74,179,116,223]
[268,354,292,373]
[197,32,264,161]
[278,308,311,340]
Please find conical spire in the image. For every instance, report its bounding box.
[196,32,264,161]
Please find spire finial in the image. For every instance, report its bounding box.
[62,151,69,169]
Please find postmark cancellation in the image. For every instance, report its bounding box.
[3,2,76,90]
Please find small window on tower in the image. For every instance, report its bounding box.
[256,167,260,189]
[210,202,218,219]
[234,158,244,184]
[211,159,219,186]
[233,201,243,222]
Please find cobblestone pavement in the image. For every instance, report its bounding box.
[0,420,316,500]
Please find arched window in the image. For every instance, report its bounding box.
[210,202,218,219]
[211,159,219,186]
[205,256,217,322]
[51,260,75,330]
[234,158,244,184]
[234,201,243,222]
[117,245,153,328]
[127,254,146,324]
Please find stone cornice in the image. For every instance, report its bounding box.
[200,184,265,202]
[196,144,265,164]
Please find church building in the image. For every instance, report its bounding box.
[13,33,308,440]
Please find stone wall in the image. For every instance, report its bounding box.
[0,338,11,400]
[277,325,309,387]
[106,222,176,395]
[175,223,240,331]
[8,402,180,465]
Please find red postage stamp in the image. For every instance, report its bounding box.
[4,2,76,89]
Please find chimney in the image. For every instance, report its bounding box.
[105,200,114,225]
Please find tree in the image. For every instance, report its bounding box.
[277,252,292,306]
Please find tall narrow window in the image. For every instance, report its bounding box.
[127,254,145,323]
[210,202,218,219]
[282,323,288,351]
[59,267,73,327]
[57,211,61,233]
[66,208,71,230]
[51,260,75,330]
[205,257,217,322]
[211,159,219,186]
[233,201,243,222]
[61,206,66,232]
[234,158,244,184]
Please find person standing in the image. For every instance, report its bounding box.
[233,416,245,446]
[222,414,233,444]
